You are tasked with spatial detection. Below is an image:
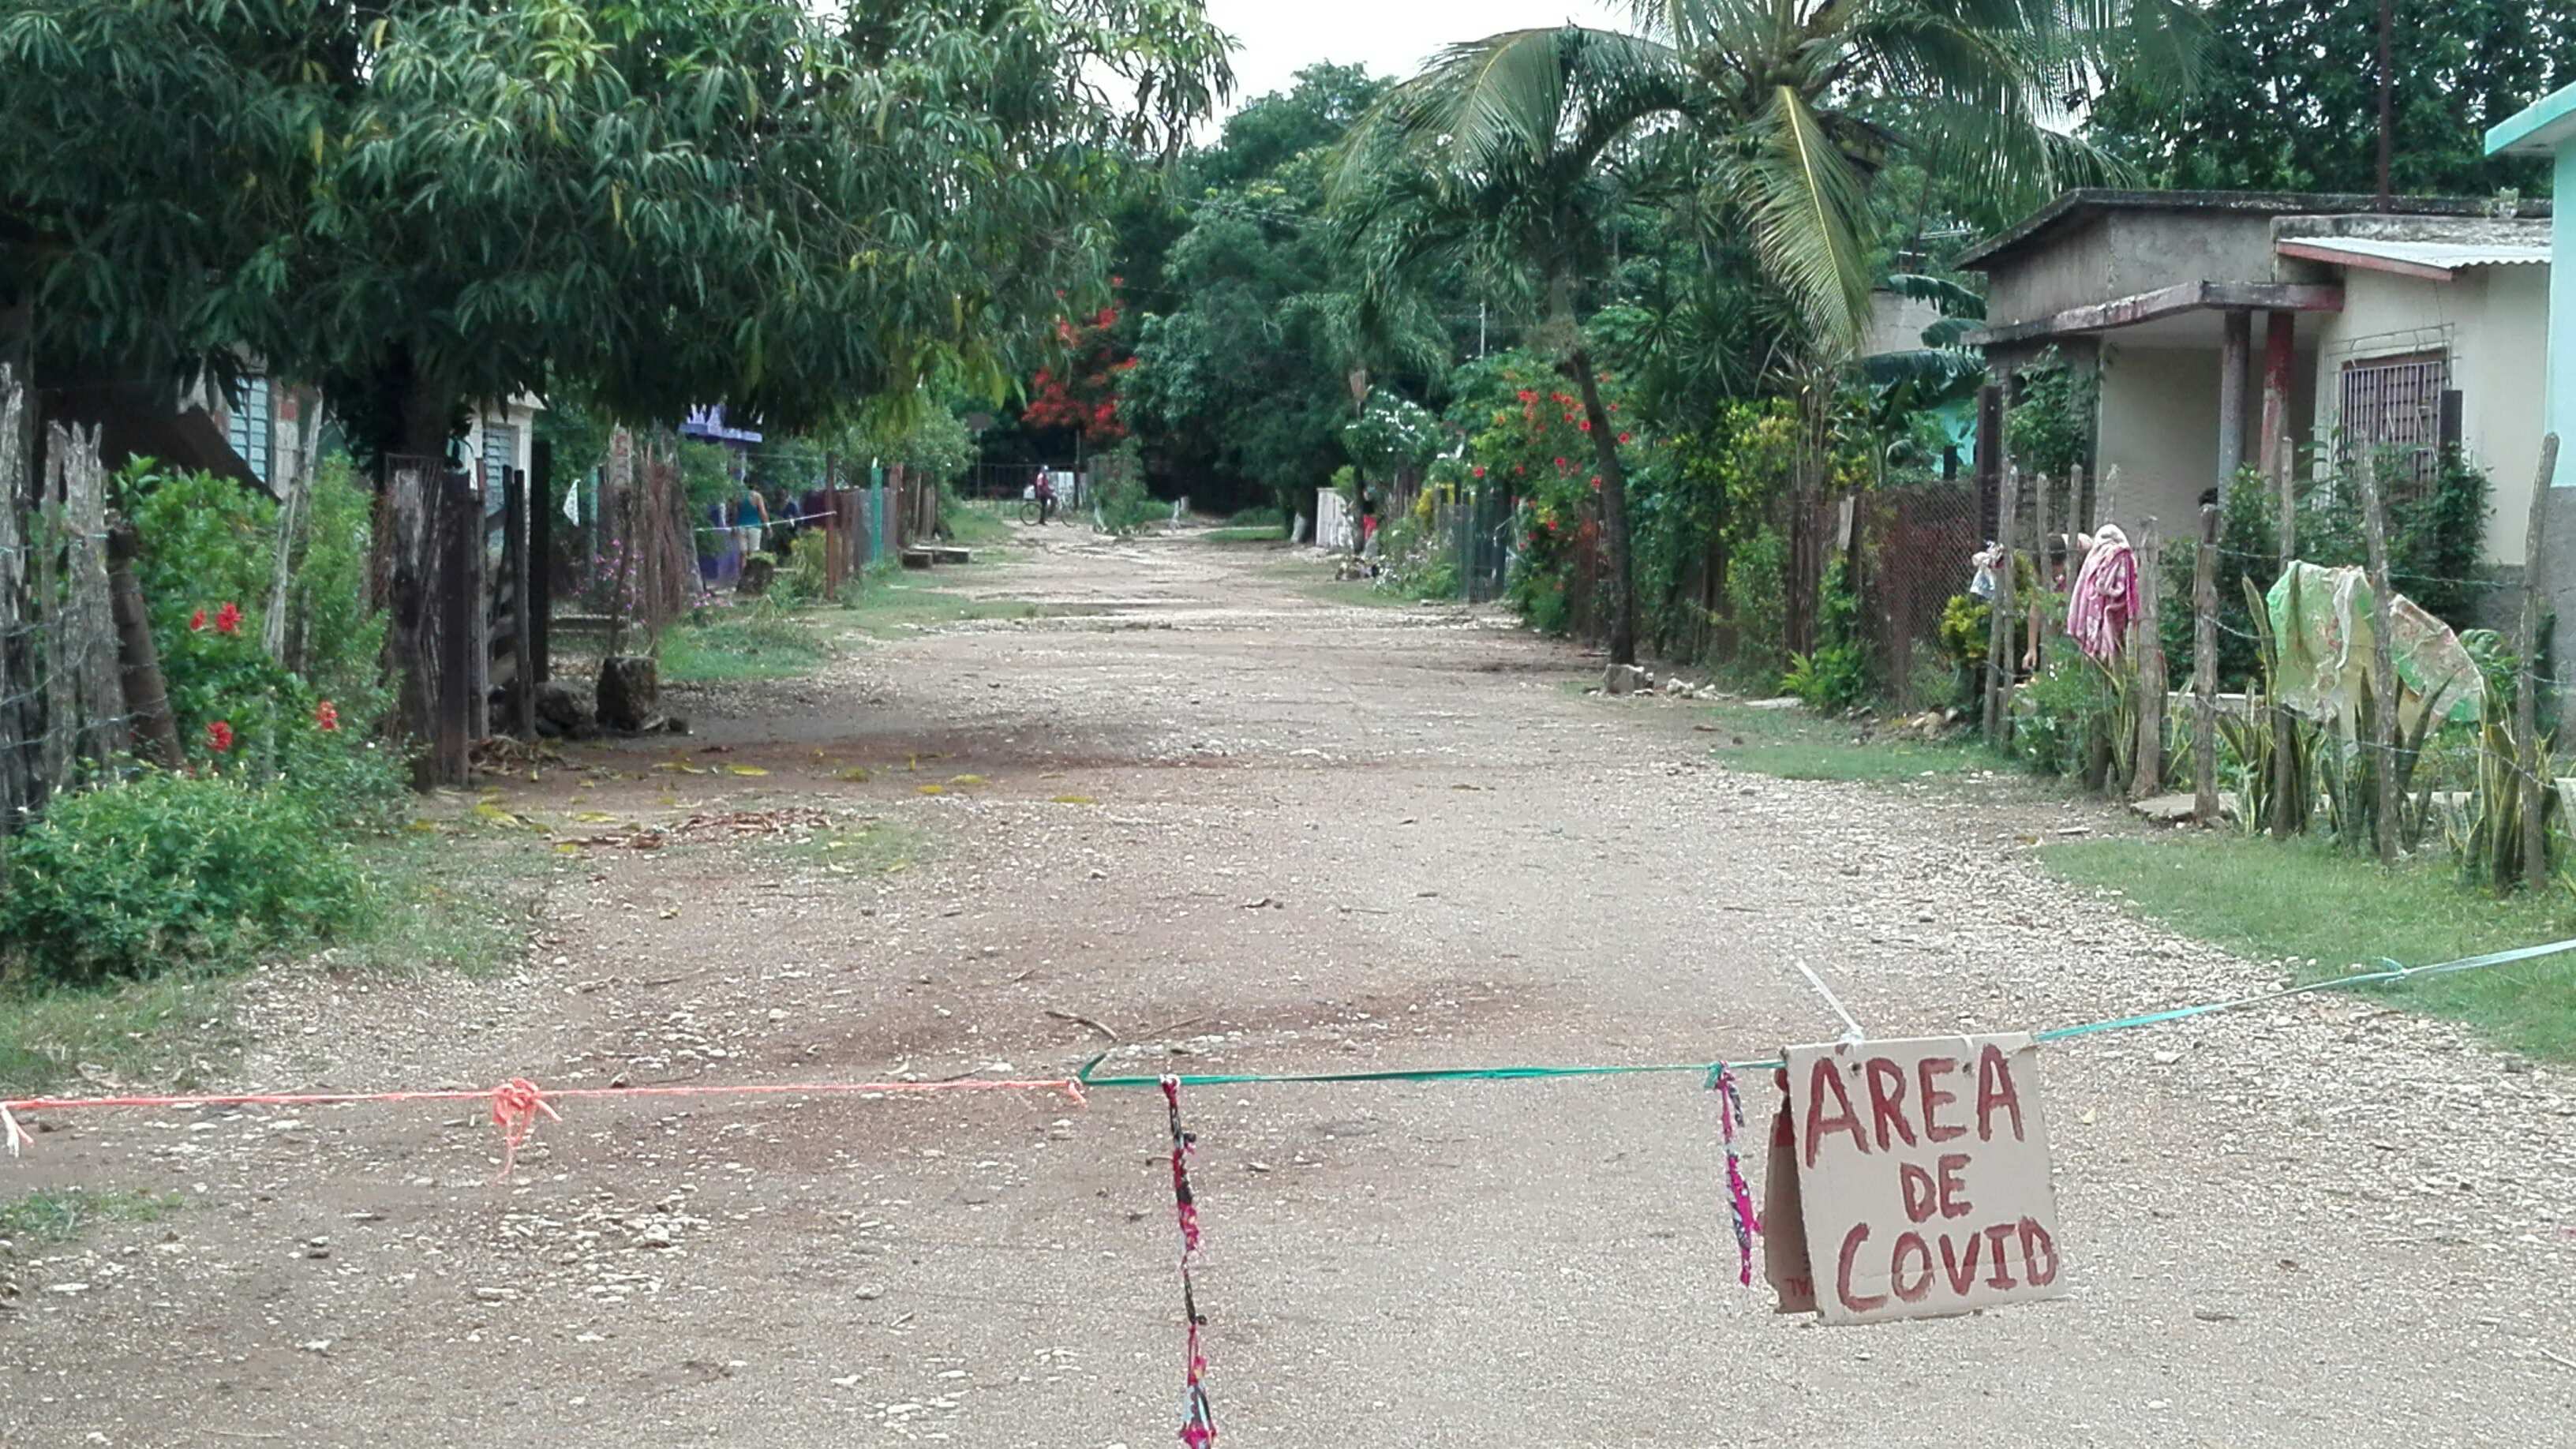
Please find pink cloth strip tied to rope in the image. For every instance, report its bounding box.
[1161,1075,1217,1448]
[2065,523,2137,663]
[1711,1065,1760,1286]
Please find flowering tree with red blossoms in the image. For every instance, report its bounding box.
[1024,305,1136,446]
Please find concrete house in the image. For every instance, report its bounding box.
[2488,84,2576,458]
[1960,191,2553,567]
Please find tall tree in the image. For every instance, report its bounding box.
[0,0,1232,459]
[1335,2,2199,663]
[1117,63,1447,515]
[2086,0,2563,197]
[1335,27,1690,664]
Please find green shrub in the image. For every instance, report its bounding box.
[123,458,402,827]
[1228,504,1285,530]
[288,454,391,716]
[1938,592,1990,667]
[1782,642,1870,711]
[0,770,378,986]
[1093,446,1161,535]
[2015,636,2120,778]
[774,531,828,605]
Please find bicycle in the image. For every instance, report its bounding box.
[1017,491,1062,526]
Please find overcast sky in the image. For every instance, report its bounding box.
[1206,0,1629,117]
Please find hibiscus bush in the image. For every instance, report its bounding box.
[124,460,402,825]
[0,460,405,986]
[1447,351,1657,636]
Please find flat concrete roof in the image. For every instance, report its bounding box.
[1958,189,2553,271]
[1967,280,2341,349]
[2488,84,2576,157]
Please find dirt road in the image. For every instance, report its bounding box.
[5,528,2572,1447]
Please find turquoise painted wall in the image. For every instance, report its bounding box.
[2556,146,2575,472]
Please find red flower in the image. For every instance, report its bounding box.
[1577,419,1592,432]
[1590,476,1603,491]
[1515,390,1537,403]
[1546,519,1561,534]
[314,700,340,732]
[205,720,234,753]
[1554,457,1568,470]
[1472,466,1486,479]
[213,601,242,635]
[189,608,207,631]
[1618,432,1634,445]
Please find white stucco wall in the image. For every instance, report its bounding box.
[2094,345,2221,537]
[2305,263,2551,565]
[459,394,545,491]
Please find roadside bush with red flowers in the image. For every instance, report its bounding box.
[125,462,400,821]
[1443,350,1661,637]
[0,461,403,985]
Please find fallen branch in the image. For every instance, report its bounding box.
[1044,1008,1119,1042]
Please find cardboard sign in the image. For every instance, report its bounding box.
[1776,1034,2065,1325]
[1758,1076,1816,1314]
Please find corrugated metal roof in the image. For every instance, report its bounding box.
[2278,236,2550,277]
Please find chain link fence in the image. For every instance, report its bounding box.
[1856,479,1983,713]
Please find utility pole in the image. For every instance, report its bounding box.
[2376,0,2395,209]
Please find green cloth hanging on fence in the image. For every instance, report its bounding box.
[2264,561,2482,737]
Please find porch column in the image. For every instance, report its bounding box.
[2258,310,2296,488]
[2218,311,2251,491]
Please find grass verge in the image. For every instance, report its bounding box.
[0,1187,184,1245]
[0,818,553,1094]
[771,818,929,876]
[331,824,556,979]
[1202,526,1286,545]
[831,570,1050,638]
[661,607,837,683]
[1698,699,1980,783]
[2038,834,2576,1061]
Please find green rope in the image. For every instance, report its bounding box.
[1073,936,2576,1091]
[1076,1057,1778,1090]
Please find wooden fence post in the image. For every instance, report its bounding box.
[2271,433,2301,839]
[822,451,841,602]
[0,363,30,829]
[2132,516,2165,798]
[2193,504,2220,823]
[2518,434,2559,890]
[529,439,554,687]
[1986,468,2020,747]
[429,470,477,788]
[2358,451,2398,863]
[503,464,534,739]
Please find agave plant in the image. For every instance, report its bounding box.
[2225,576,2320,834]
[2451,629,2559,891]
[2316,669,2454,857]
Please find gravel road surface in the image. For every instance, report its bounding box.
[3,526,2570,1447]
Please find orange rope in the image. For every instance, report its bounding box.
[1,1076,1088,1171]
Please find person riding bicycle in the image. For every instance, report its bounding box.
[1033,471,1057,524]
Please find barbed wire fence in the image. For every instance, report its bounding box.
[1,365,148,837]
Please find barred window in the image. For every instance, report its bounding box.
[2337,352,2450,492]
[483,423,519,492]
[226,376,271,484]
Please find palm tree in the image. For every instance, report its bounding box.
[1336,27,1693,665]
[1338,0,2199,664]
